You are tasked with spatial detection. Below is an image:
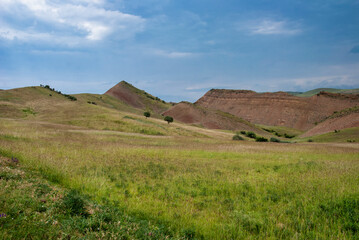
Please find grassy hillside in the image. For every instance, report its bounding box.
[289,88,359,97]
[1,86,359,239]
[0,155,182,239]
[298,127,359,143]
[0,86,217,138]
[105,81,172,115]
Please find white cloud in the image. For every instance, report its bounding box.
[0,0,145,45]
[239,19,302,36]
[151,49,196,58]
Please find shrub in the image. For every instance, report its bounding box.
[232,134,244,141]
[246,131,256,138]
[240,130,246,135]
[275,132,282,137]
[284,133,295,139]
[164,116,173,124]
[144,111,151,118]
[270,137,280,143]
[255,137,268,142]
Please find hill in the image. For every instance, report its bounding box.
[0,86,233,139]
[289,88,359,97]
[105,81,172,115]
[162,101,269,135]
[301,106,359,138]
[195,89,359,131]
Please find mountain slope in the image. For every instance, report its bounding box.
[162,101,270,136]
[301,106,359,137]
[195,89,359,131]
[105,81,171,115]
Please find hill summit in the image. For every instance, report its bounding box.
[105,81,171,114]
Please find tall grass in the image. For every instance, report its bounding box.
[1,119,359,239]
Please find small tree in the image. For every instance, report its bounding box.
[144,111,151,118]
[164,116,173,124]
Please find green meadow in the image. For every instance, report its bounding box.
[1,87,359,239]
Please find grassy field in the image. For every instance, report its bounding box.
[1,87,359,239]
[1,118,358,239]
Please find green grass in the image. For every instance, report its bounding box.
[1,86,359,239]
[289,88,359,97]
[298,127,359,143]
[0,156,184,239]
[1,118,358,239]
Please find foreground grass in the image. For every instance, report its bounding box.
[0,156,187,239]
[0,118,359,239]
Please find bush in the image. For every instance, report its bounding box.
[246,131,256,138]
[240,131,246,135]
[255,137,268,142]
[232,134,244,141]
[143,111,151,118]
[164,116,173,124]
[284,133,295,139]
[270,137,280,143]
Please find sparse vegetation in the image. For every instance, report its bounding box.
[270,137,281,143]
[246,131,256,138]
[255,136,268,142]
[40,84,77,101]
[22,107,36,116]
[284,133,295,139]
[232,134,244,141]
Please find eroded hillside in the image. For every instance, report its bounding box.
[195,89,359,131]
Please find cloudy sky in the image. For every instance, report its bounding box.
[1,0,359,102]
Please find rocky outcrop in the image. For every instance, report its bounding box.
[195,90,359,131]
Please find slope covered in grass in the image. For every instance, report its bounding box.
[0,86,218,138]
[0,155,186,239]
[1,118,359,239]
[290,88,359,97]
[298,127,359,143]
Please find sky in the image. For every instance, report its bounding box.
[1,0,359,102]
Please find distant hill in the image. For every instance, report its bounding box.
[105,81,171,115]
[0,86,226,138]
[288,88,359,97]
[300,106,359,137]
[195,89,359,131]
[162,101,270,135]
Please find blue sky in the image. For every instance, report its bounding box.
[1,0,359,102]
